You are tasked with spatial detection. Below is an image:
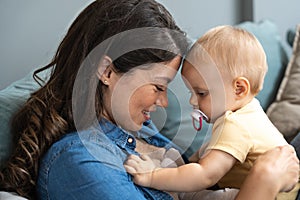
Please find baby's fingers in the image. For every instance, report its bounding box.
[124,164,137,175]
[140,154,151,161]
[126,154,144,163]
[124,156,139,167]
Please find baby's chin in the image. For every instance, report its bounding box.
[205,118,212,124]
[209,112,227,123]
[206,114,218,123]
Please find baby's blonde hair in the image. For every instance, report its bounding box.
[196,25,267,95]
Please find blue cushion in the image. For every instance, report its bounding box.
[0,70,49,166]
[237,20,288,110]
[287,28,296,47]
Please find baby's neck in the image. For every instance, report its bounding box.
[232,94,255,112]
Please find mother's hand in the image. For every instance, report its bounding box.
[236,145,299,200]
[256,145,299,192]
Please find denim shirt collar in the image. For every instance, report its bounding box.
[98,118,184,155]
[98,118,136,150]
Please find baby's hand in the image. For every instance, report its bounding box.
[124,154,158,187]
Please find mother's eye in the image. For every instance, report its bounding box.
[154,85,165,92]
[196,91,208,97]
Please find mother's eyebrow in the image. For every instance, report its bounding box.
[153,76,172,85]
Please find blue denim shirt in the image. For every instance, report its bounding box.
[37,119,185,200]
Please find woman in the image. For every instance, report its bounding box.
[0,0,298,199]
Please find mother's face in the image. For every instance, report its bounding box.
[105,56,181,131]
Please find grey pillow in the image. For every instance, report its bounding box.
[267,24,300,142]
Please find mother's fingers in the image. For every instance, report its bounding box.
[280,145,298,156]
[280,145,299,165]
[275,145,300,192]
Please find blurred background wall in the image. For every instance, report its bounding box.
[1,0,299,89]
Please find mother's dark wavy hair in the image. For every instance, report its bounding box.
[0,0,189,198]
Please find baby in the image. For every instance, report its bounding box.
[124,25,288,194]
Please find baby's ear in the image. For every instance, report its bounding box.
[234,77,250,98]
[97,55,113,85]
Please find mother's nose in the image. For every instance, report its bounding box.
[189,92,198,107]
[155,91,168,108]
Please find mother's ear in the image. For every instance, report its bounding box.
[234,77,250,98]
[97,56,113,85]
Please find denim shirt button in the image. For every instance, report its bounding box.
[127,137,134,144]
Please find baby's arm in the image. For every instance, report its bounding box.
[189,142,209,163]
[124,149,236,192]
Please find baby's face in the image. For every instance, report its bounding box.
[181,59,235,123]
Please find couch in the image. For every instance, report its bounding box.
[0,20,299,199]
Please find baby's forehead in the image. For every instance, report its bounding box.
[184,49,216,68]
